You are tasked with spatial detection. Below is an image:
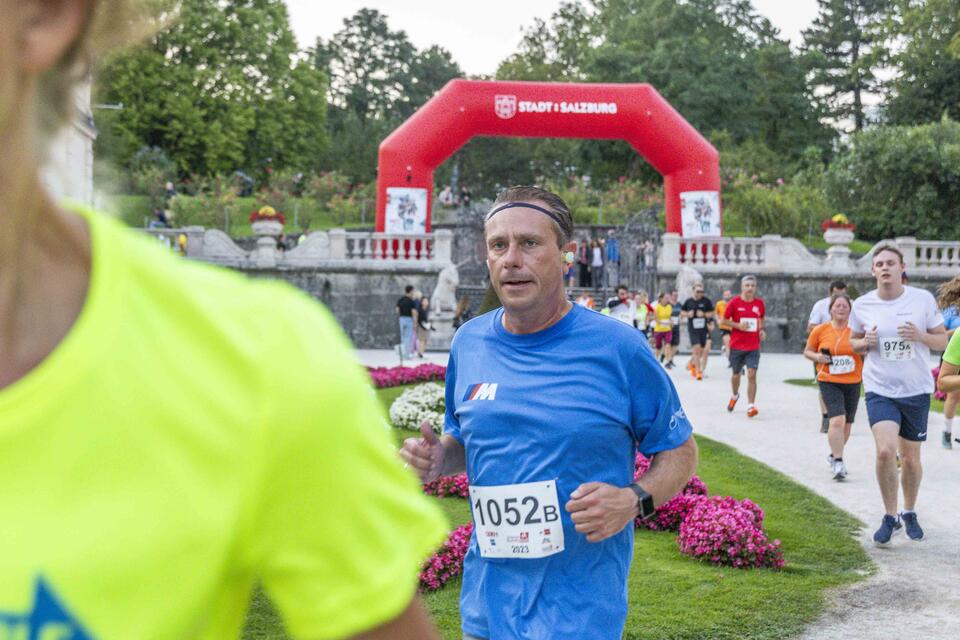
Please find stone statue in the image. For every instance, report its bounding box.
[432,263,460,313]
[676,265,703,302]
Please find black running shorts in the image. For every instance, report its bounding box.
[818,381,860,423]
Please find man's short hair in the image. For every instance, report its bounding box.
[873,244,904,265]
[741,275,757,285]
[488,186,574,247]
[617,283,629,292]
[829,280,847,292]
[404,285,414,294]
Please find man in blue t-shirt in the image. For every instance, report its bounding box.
[401,186,698,640]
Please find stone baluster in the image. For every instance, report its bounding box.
[661,233,681,270]
[329,228,347,260]
[894,237,918,271]
[761,234,782,271]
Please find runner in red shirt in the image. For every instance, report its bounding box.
[721,275,766,417]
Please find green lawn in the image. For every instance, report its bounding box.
[242,382,871,640]
[785,377,945,413]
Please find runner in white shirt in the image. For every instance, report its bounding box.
[605,284,638,326]
[849,246,947,546]
[808,281,848,433]
[807,281,848,333]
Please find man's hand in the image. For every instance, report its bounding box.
[864,325,879,348]
[738,321,750,331]
[400,421,445,484]
[565,482,638,543]
[898,321,920,341]
[759,329,767,341]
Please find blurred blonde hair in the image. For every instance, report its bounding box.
[35,0,169,143]
[938,276,960,311]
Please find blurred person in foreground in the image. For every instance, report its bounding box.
[0,1,445,637]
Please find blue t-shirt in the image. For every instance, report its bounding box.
[445,304,693,640]
[943,306,960,331]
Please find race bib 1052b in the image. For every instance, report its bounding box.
[470,480,564,559]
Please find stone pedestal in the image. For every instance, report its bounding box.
[823,227,855,273]
[251,220,283,269]
[428,311,456,351]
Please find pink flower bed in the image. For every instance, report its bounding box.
[416,453,783,593]
[368,363,446,388]
[634,453,710,532]
[420,523,473,592]
[677,496,784,569]
[423,473,470,498]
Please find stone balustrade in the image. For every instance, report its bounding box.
[855,237,960,277]
[144,227,454,271]
[661,233,960,277]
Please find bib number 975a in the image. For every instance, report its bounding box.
[880,339,914,361]
[469,480,565,559]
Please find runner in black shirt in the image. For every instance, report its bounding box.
[681,284,714,380]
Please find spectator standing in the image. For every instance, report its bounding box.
[396,285,419,359]
[416,296,433,357]
[591,239,604,291]
[605,230,620,289]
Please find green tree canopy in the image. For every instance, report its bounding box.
[95,0,328,177]
[801,0,891,132]
[883,0,960,125]
[824,118,960,240]
[314,9,462,182]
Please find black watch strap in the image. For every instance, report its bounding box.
[630,484,655,520]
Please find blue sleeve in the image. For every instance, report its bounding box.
[943,306,959,330]
[443,348,463,444]
[627,343,693,455]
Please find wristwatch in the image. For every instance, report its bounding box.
[630,484,656,520]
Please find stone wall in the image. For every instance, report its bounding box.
[672,273,945,354]
[249,264,446,349]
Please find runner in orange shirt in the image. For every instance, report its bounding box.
[804,294,866,480]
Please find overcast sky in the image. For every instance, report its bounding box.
[285,0,821,76]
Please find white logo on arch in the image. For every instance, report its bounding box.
[495,95,517,119]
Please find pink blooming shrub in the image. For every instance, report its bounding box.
[423,473,470,498]
[419,523,473,592]
[634,453,710,532]
[368,364,446,388]
[677,496,784,569]
[933,366,946,401]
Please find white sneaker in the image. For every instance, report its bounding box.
[832,459,847,481]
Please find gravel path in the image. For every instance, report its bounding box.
[356,348,960,639]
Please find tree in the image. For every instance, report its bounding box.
[824,118,960,240]
[883,0,960,125]
[497,1,596,81]
[585,0,831,176]
[801,0,891,132]
[96,0,327,177]
[314,9,416,121]
[315,9,462,182]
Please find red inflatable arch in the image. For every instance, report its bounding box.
[376,80,720,237]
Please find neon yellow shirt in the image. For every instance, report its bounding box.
[945,329,960,366]
[0,209,446,639]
